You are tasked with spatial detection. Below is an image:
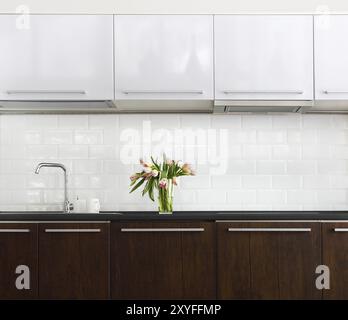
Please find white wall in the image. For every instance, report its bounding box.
[0,0,348,14]
[1,113,348,212]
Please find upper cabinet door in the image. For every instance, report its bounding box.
[114,15,214,100]
[0,15,113,100]
[315,15,348,100]
[214,15,313,100]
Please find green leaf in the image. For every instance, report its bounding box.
[130,178,145,193]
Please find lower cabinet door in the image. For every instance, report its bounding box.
[0,223,38,299]
[217,222,321,299]
[39,223,109,299]
[323,222,348,299]
[111,222,216,299]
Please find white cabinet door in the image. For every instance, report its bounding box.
[0,15,113,100]
[314,15,348,100]
[114,15,214,100]
[214,15,313,101]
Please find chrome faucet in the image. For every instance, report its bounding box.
[35,162,73,213]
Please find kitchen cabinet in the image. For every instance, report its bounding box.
[39,223,109,299]
[322,222,348,299]
[0,223,38,299]
[217,222,321,299]
[114,15,214,102]
[111,221,216,299]
[0,15,113,101]
[314,15,348,101]
[214,15,313,101]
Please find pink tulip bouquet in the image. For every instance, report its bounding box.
[130,155,195,214]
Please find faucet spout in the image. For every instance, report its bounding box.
[35,162,72,213]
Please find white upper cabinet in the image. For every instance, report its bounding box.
[114,15,214,100]
[314,15,348,100]
[0,15,113,100]
[214,15,313,101]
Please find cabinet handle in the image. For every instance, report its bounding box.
[45,229,101,233]
[323,91,348,94]
[6,90,87,95]
[121,228,205,232]
[222,90,303,94]
[333,228,348,232]
[122,90,204,95]
[227,228,311,232]
[0,229,30,233]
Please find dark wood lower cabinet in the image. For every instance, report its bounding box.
[0,223,38,299]
[39,223,109,299]
[217,222,321,300]
[111,221,216,299]
[323,222,348,299]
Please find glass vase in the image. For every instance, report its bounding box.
[158,179,174,214]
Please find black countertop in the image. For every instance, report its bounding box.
[0,211,348,221]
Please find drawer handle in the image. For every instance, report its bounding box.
[333,228,348,232]
[121,228,205,232]
[228,228,311,232]
[0,229,30,233]
[122,90,204,95]
[222,90,303,94]
[6,90,87,95]
[323,91,348,94]
[45,229,101,233]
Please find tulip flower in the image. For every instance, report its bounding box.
[130,174,138,181]
[159,178,168,189]
[151,170,159,177]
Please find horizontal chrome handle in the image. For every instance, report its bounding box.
[222,90,303,94]
[122,90,204,94]
[121,228,205,232]
[333,228,348,232]
[228,228,311,232]
[323,91,348,94]
[0,229,30,233]
[6,90,86,95]
[45,229,101,233]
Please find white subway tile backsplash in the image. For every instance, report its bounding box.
[197,190,226,204]
[302,145,332,159]
[303,176,331,189]
[89,145,117,159]
[227,190,257,204]
[75,131,103,145]
[256,161,286,174]
[317,190,347,204]
[257,130,286,144]
[26,145,58,159]
[243,145,272,160]
[242,115,272,129]
[272,176,302,189]
[273,145,301,160]
[0,113,347,210]
[58,115,88,129]
[257,190,286,205]
[181,176,211,189]
[272,114,301,129]
[59,145,88,159]
[73,160,102,174]
[44,131,73,145]
[242,175,271,189]
[287,190,317,204]
[287,160,316,175]
[211,115,241,129]
[287,130,317,144]
[211,175,242,189]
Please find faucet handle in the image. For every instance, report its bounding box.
[69,203,74,212]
